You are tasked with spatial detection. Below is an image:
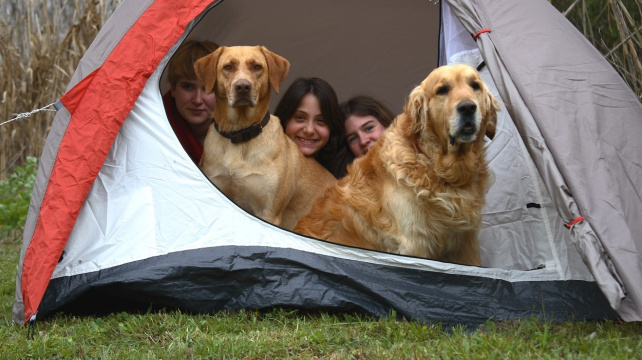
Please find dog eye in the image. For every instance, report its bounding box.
[252,64,263,71]
[436,86,449,95]
[471,81,481,90]
[223,64,234,71]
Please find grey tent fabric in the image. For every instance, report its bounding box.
[13,0,642,325]
[446,0,642,320]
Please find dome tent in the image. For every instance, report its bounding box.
[13,0,642,327]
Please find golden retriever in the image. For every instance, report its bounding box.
[294,64,498,266]
[194,46,336,230]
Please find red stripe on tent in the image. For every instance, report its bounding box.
[60,69,98,114]
[20,0,212,323]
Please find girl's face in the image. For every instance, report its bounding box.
[284,93,330,156]
[344,114,386,157]
[171,77,216,136]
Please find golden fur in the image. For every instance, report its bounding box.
[195,46,336,230]
[294,64,499,266]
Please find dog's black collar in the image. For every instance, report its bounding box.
[212,112,270,144]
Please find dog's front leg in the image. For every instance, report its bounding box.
[449,230,482,266]
[256,207,283,227]
[258,195,290,228]
[252,181,288,228]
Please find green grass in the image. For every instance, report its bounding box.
[0,156,37,239]
[1,164,642,359]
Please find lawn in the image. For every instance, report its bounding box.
[1,160,642,359]
[1,1,642,358]
[1,230,641,359]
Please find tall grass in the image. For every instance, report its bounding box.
[0,0,122,180]
[0,0,641,180]
[555,0,642,100]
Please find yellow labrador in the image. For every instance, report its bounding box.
[194,46,336,230]
[294,64,498,266]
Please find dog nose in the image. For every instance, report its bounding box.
[235,80,251,95]
[457,100,477,115]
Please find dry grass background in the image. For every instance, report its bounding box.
[0,0,122,180]
[0,0,641,180]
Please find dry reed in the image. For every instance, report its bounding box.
[0,0,641,180]
[0,0,121,180]
[557,0,642,101]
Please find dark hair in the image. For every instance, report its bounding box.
[339,95,395,129]
[274,77,343,135]
[275,77,352,178]
[167,40,219,88]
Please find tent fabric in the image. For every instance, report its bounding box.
[161,0,442,114]
[14,0,213,323]
[13,0,642,325]
[445,0,642,320]
[39,246,617,328]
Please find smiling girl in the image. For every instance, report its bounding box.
[340,95,395,158]
[275,77,352,178]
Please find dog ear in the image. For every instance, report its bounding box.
[484,91,500,140]
[404,85,427,136]
[193,46,225,94]
[260,46,290,94]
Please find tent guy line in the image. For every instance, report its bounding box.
[0,103,57,127]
